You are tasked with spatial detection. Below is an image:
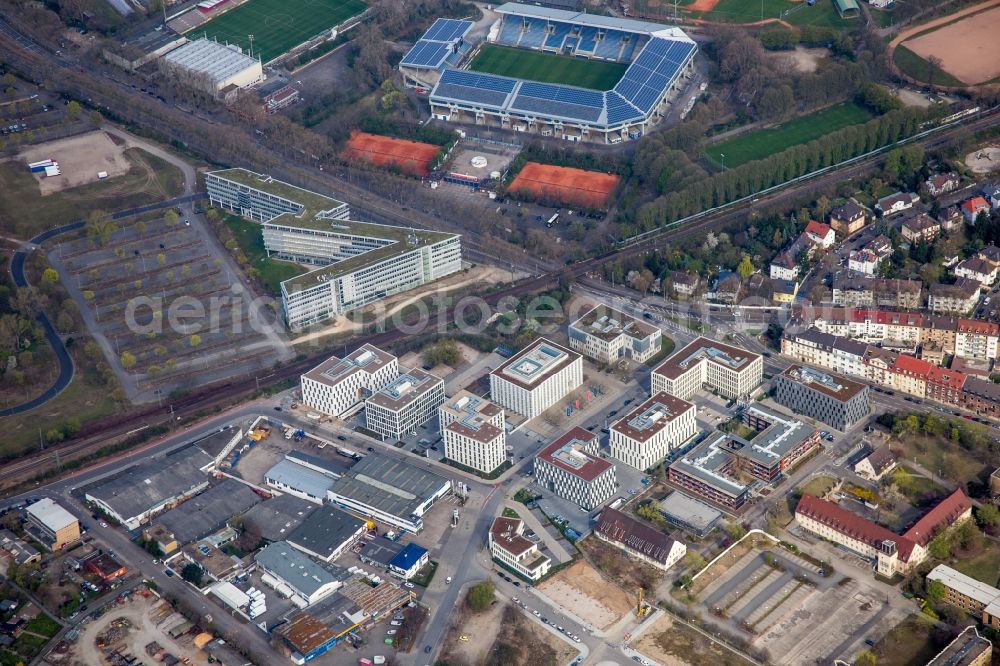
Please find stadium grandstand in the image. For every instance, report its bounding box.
[403,3,696,144]
[399,18,475,90]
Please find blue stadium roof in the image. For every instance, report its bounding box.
[401,19,474,71]
[389,543,428,572]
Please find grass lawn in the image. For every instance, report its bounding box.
[705,102,873,167]
[644,336,677,367]
[873,614,941,666]
[798,475,837,498]
[0,148,184,240]
[893,465,947,507]
[468,44,628,90]
[950,548,1000,587]
[22,615,60,637]
[194,0,367,63]
[702,0,852,27]
[223,214,305,296]
[871,8,896,28]
[892,45,965,88]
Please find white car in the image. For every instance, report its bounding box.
[533,610,540,617]
[403,582,415,589]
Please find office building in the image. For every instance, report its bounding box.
[489,339,582,419]
[364,369,445,440]
[206,169,462,330]
[926,565,1000,623]
[534,427,616,510]
[567,304,662,364]
[652,337,762,400]
[610,392,696,470]
[668,433,751,510]
[439,391,507,475]
[301,345,398,418]
[25,499,79,551]
[774,365,871,431]
[488,517,551,581]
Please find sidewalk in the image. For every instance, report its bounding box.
[503,488,574,563]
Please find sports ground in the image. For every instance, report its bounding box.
[468,44,628,90]
[191,0,366,63]
[509,162,620,209]
[704,102,873,167]
[342,131,440,177]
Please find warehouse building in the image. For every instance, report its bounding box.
[658,491,722,537]
[610,392,697,471]
[668,433,751,510]
[567,304,662,364]
[534,427,616,510]
[439,391,507,475]
[594,506,686,570]
[287,504,368,563]
[326,454,451,533]
[488,516,551,581]
[206,169,462,330]
[265,457,339,505]
[652,337,763,401]
[254,541,349,607]
[84,446,213,530]
[301,345,399,418]
[160,38,263,99]
[774,365,871,431]
[489,338,583,419]
[243,495,317,543]
[25,498,79,551]
[364,369,446,440]
[146,478,261,547]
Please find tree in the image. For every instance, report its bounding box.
[164,210,180,227]
[854,650,877,666]
[974,504,1000,530]
[928,533,950,560]
[422,339,461,367]
[466,581,495,612]
[181,563,203,586]
[736,255,755,279]
[120,351,137,369]
[926,579,946,603]
[56,310,74,333]
[65,100,81,121]
[89,110,102,126]
[41,267,59,285]
[189,334,201,347]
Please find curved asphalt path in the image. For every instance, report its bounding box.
[0,193,203,417]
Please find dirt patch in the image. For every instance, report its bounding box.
[965,146,1000,174]
[509,162,620,209]
[342,131,440,177]
[687,0,722,12]
[894,88,933,108]
[579,535,665,592]
[489,605,578,666]
[772,46,828,73]
[439,597,508,665]
[634,613,755,666]
[19,131,130,196]
[536,560,632,630]
[903,5,1000,85]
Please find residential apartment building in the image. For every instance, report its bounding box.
[534,427,616,510]
[962,196,991,223]
[926,173,960,197]
[853,446,896,481]
[567,304,662,364]
[795,489,971,576]
[652,337,763,401]
[769,251,799,281]
[594,506,686,571]
[876,191,919,216]
[364,369,445,440]
[928,279,981,315]
[774,365,871,431]
[671,271,700,297]
[439,391,506,475]
[25,499,80,551]
[489,339,583,419]
[901,213,941,244]
[831,277,921,309]
[206,169,462,330]
[829,201,867,237]
[488,517,551,581]
[804,220,835,248]
[610,392,697,471]
[953,257,998,286]
[301,344,398,418]
[847,249,881,275]
[781,328,868,378]
[668,433,751,509]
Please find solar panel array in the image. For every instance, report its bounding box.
[400,18,473,70]
[435,69,516,108]
[511,81,605,122]
[613,38,695,113]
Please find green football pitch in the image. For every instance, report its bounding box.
[704,102,874,168]
[191,0,366,63]
[468,44,628,90]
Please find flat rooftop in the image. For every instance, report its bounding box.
[366,368,442,412]
[156,478,261,545]
[669,433,748,499]
[303,344,396,388]
[327,454,450,521]
[655,336,760,380]
[658,491,722,533]
[208,169,459,291]
[927,627,993,666]
[287,504,366,559]
[612,392,694,443]
[162,38,259,85]
[26,498,77,532]
[441,391,504,444]
[780,365,868,403]
[265,459,338,499]
[495,2,677,35]
[570,304,658,343]
[243,495,316,543]
[492,338,580,390]
[724,405,815,467]
[536,427,610,482]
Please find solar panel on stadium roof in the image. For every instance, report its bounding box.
[434,82,509,107]
[423,18,472,42]
[605,91,642,124]
[511,95,603,122]
[632,85,662,112]
[662,41,696,65]
[403,41,451,67]
[517,81,603,108]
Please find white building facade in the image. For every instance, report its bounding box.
[490,339,583,419]
[300,344,398,418]
[534,428,617,510]
[439,391,507,475]
[365,369,446,440]
[652,337,763,401]
[610,392,697,470]
[567,305,662,364]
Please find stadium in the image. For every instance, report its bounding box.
[399,3,697,144]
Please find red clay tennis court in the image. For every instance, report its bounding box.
[342,131,440,177]
[509,162,620,208]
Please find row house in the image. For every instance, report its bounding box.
[831,276,921,309]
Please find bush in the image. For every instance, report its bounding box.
[466,581,495,612]
[181,563,203,586]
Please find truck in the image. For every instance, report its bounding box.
[545,213,559,228]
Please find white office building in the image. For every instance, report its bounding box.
[534,427,616,510]
[489,339,583,419]
[610,392,697,471]
[567,304,662,364]
[439,391,507,475]
[365,369,446,440]
[488,517,551,581]
[300,344,398,418]
[652,337,763,401]
[206,168,463,330]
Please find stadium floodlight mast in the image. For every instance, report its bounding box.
[720,152,726,171]
[248,33,254,59]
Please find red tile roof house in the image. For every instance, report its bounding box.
[804,220,835,249]
[795,489,971,577]
[962,196,992,224]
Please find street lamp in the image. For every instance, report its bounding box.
[720,152,726,171]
